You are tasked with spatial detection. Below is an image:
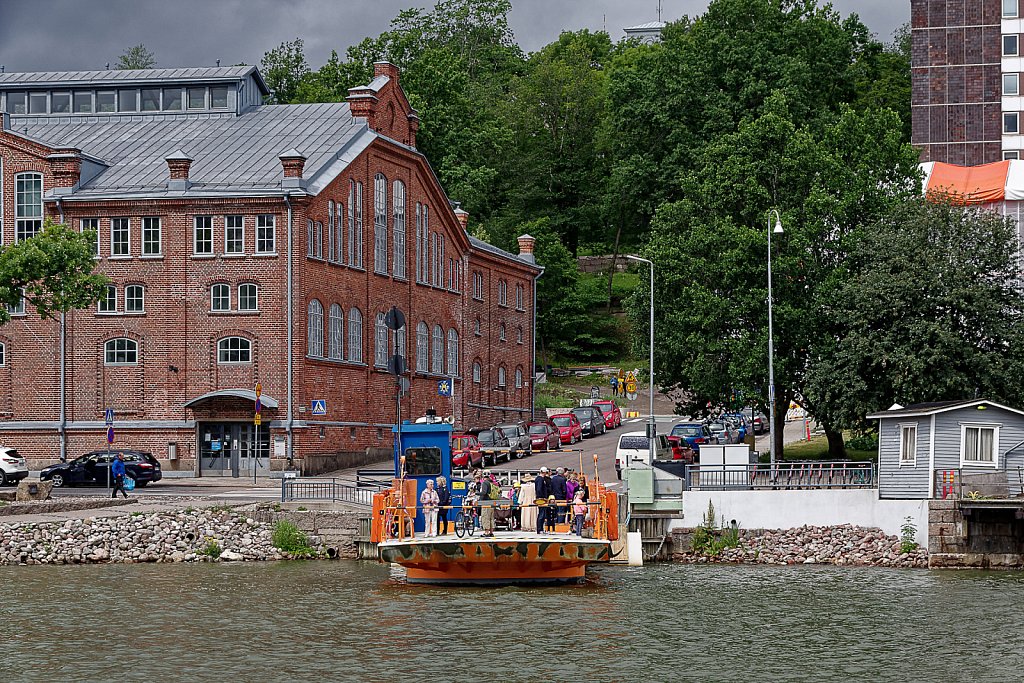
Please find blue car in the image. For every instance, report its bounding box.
[670,422,717,453]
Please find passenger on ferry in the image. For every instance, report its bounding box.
[509,481,522,530]
[476,470,496,537]
[551,468,568,524]
[435,476,451,535]
[519,474,538,531]
[420,479,440,537]
[535,467,553,533]
[572,489,587,536]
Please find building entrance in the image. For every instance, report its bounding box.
[199,422,270,477]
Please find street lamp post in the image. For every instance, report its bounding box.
[626,255,655,464]
[767,210,784,466]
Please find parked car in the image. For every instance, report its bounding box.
[591,400,623,430]
[475,429,512,465]
[670,422,718,454]
[494,423,532,459]
[550,413,583,445]
[723,413,752,441]
[0,446,28,486]
[708,420,741,445]
[39,450,162,488]
[743,408,768,435]
[451,434,483,469]
[614,431,671,479]
[526,421,561,452]
[571,406,606,438]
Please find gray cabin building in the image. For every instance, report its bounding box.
[869,400,1024,499]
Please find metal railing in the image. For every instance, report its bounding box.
[356,468,394,490]
[933,467,1024,500]
[685,462,875,490]
[281,477,375,506]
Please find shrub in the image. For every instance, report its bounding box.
[847,432,879,451]
[900,516,919,554]
[272,520,315,557]
[690,500,741,556]
[201,538,222,559]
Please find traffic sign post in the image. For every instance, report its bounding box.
[253,382,262,484]
[104,410,114,492]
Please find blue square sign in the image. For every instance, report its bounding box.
[311,399,327,416]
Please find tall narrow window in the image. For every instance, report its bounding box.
[430,233,437,286]
[125,285,144,313]
[348,308,363,363]
[238,283,258,311]
[516,284,524,310]
[308,220,323,258]
[80,218,100,257]
[499,323,506,341]
[374,312,388,367]
[111,218,130,256]
[328,304,344,360]
[217,337,252,364]
[98,285,117,313]
[193,216,213,255]
[225,215,243,255]
[348,181,356,266]
[142,217,161,256]
[446,329,458,376]
[393,180,406,279]
[473,362,481,383]
[439,235,445,287]
[374,173,388,273]
[422,206,430,282]
[211,283,230,311]
[515,367,523,389]
[15,173,42,242]
[0,342,5,366]
[336,202,344,263]
[395,325,407,362]
[899,425,917,466]
[498,280,508,306]
[498,366,506,388]
[354,181,364,267]
[327,201,336,262]
[416,204,424,282]
[256,214,276,253]
[416,322,429,372]
[104,338,138,365]
[431,325,444,374]
[307,300,324,357]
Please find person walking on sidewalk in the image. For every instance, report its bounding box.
[420,479,440,537]
[110,453,129,499]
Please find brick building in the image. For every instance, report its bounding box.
[0,64,540,475]
[911,0,1024,164]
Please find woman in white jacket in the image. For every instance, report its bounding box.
[420,479,440,537]
[518,475,537,532]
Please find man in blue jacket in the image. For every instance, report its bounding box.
[534,467,553,533]
[110,453,129,499]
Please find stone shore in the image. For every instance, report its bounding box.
[0,507,325,565]
[672,524,929,568]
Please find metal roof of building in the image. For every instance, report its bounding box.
[468,235,535,268]
[866,400,1024,420]
[15,102,366,196]
[0,65,262,88]
[624,21,667,31]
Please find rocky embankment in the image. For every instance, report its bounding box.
[674,524,928,568]
[0,508,324,565]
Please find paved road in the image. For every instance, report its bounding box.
[48,483,282,501]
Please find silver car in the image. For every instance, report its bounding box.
[495,423,532,459]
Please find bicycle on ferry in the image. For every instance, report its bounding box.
[453,504,479,538]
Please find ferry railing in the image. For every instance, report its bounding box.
[281,477,374,506]
[356,468,394,491]
[685,461,875,491]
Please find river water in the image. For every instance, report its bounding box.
[2,561,1023,682]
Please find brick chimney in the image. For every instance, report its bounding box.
[454,207,469,231]
[48,148,82,195]
[517,234,536,264]
[165,150,193,191]
[279,149,307,189]
[374,61,400,83]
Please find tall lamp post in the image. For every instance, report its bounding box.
[626,255,655,462]
[767,210,784,466]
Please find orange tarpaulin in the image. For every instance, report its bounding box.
[925,160,1010,205]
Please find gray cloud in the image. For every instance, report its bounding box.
[0,0,908,73]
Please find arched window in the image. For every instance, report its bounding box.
[472,361,481,383]
[327,200,335,262]
[499,323,506,341]
[392,180,406,279]
[15,172,43,242]
[238,283,258,311]
[516,283,524,310]
[416,322,429,372]
[517,326,524,344]
[336,201,344,263]
[497,366,506,387]
[125,285,144,313]
[217,337,251,364]
[395,325,407,362]
[374,312,388,367]
[515,367,523,389]
[431,325,444,374]
[211,283,230,311]
[307,300,324,357]
[474,318,482,336]
[374,173,388,273]
[446,329,458,376]
[348,308,363,363]
[328,304,344,360]
[104,338,138,365]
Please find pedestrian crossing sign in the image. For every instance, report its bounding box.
[437,379,452,397]
[311,399,327,415]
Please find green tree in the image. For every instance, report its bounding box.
[804,199,1024,436]
[0,221,110,324]
[850,22,912,141]
[261,39,310,103]
[116,44,156,70]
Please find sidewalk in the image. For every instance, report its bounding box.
[0,498,228,526]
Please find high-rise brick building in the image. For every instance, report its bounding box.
[0,64,540,475]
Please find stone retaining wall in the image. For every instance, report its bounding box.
[0,497,137,517]
[253,506,367,559]
[928,499,1024,569]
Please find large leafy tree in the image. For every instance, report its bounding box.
[804,199,1024,435]
[0,221,110,324]
[261,38,311,104]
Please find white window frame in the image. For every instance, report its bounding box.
[416,322,429,372]
[336,202,344,263]
[1004,150,1021,160]
[516,283,524,310]
[960,423,1000,468]
[473,362,481,383]
[15,172,43,243]
[256,214,276,254]
[110,218,130,257]
[498,366,506,388]
[307,299,324,357]
[446,328,458,376]
[124,284,145,314]
[431,325,444,374]
[1004,34,1019,57]
[374,312,388,367]
[193,216,214,255]
[898,423,917,467]
[348,307,363,363]
[393,180,406,279]
[515,367,523,389]
[1004,112,1020,135]
[104,338,138,366]
[98,285,117,313]
[0,342,6,367]
[1004,73,1020,97]
[238,283,258,311]
[80,218,100,258]
[1005,0,1019,19]
[498,280,508,307]
[224,215,244,255]
[328,303,344,360]
[374,173,388,274]
[327,201,335,262]
[217,337,252,364]
[141,216,161,256]
[211,283,230,311]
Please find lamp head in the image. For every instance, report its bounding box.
[773,219,784,234]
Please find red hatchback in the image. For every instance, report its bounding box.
[550,413,583,445]
[592,400,622,429]
[526,421,561,452]
[451,434,483,468]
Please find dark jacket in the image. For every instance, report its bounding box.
[111,458,126,478]
[437,485,451,507]
[535,475,553,499]
[551,474,567,501]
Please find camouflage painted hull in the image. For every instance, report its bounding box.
[378,532,613,584]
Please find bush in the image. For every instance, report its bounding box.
[201,538,222,559]
[272,520,315,557]
[690,500,741,557]
[847,432,879,451]
[900,516,919,554]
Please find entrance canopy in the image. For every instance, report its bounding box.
[183,388,279,410]
[921,160,1024,204]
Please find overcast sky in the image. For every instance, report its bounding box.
[0,1,908,73]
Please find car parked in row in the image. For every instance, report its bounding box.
[591,400,623,430]
[526,421,561,452]
[475,429,513,465]
[451,433,484,469]
[708,420,741,445]
[614,432,671,479]
[495,423,532,459]
[0,446,28,486]
[40,450,162,488]
[723,413,752,441]
[743,408,769,435]
[670,422,718,454]
[571,406,606,438]
[550,413,583,445]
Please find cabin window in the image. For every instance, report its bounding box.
[961,424,999,467]
[898,424,917,466]
[404,447,441,476]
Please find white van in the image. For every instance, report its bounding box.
[615,431,670,479]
